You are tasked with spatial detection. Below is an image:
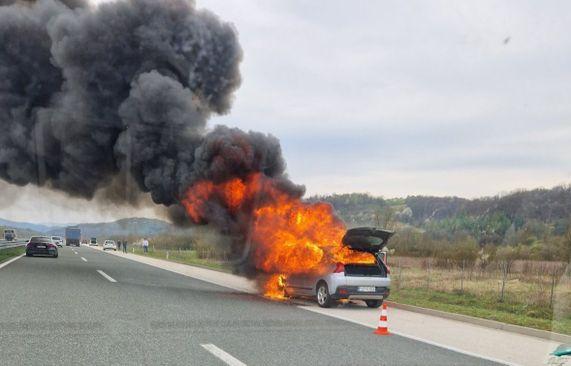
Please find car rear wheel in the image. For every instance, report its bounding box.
[365,300,382,308]
[316,282,334,308]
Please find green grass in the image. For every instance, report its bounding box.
[128,247,232,273]
[390,287,571,335]
[0,246,25,264]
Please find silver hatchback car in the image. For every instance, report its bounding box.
[284,227,393,308]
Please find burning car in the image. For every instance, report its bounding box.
[284,227,393,308]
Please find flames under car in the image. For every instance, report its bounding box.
[284,227,394,308]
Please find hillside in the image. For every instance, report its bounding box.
[0,218,52,233]
[404,185,571,225]
[0,217,173,239]
[46,218,172,238]
[308,185,571,247]
[0,225,41,239]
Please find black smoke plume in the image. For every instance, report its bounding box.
[0,0,300,228]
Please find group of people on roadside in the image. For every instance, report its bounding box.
[117,239,129,253]
[115,237,150,254]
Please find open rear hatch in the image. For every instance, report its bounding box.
[341,227,394,253]
[344,263,385,277]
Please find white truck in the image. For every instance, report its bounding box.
[3,229,16,241]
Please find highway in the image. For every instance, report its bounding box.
[0,246,502,366]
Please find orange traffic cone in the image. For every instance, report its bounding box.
[374,303,391,335]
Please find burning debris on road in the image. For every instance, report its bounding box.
[0,0,374,297]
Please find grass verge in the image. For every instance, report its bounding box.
[390,287,571,335]
[127,247,232,273]
[0,246,25,264]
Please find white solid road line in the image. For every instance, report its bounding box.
[96,270,117,283]
[81,257,87,262]
[201,344,247,366]
[299,306,518,366]
[0,254,25,270]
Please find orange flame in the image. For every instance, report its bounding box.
[181,173,375,298]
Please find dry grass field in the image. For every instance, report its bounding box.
[388,256,571,334]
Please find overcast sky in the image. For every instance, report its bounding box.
[1,0,570,224]
[198,0,571,198]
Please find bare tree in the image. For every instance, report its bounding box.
[496,246,518,302]
[374,206,396,230]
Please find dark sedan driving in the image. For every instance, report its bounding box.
[26,237,58,258]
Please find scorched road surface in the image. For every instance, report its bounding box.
[0,246,502,366]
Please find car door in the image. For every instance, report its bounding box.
[285,274,314,296]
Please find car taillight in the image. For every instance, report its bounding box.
[333,262,345,273]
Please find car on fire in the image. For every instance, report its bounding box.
[284,227,393,308]
[26,236,58,258]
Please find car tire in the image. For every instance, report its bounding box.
[26,252,32,257]
[316,281,334,308]
[54,254,58,258]
[365,300,383,308]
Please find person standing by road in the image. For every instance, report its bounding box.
[142,238,149,254]
[123,239,128,253]
[117,240,122,252]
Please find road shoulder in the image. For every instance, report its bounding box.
[90,245,563,366]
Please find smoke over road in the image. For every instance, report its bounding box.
[0,0,269,205]
[0,0,362,287]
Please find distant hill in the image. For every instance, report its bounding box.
[0,218,52,233]
[307,193,390,227]
[309,185,571,245]
[312,186,571,224]
[46,218,173,238]
[0,225,42,239]
[0,217,173,239]
[404,185,571,225]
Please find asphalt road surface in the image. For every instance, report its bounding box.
[0,246,503,366]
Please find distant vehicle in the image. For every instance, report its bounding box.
[103,240,117,251]
[90,237,98,246]
[65,226,81,247]
[51,236,63,247]
[26,236,58,258]
[284,228,393,308]
[3,229,15,241]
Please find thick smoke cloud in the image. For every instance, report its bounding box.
[0,0,297,227]
[0,0,85,8]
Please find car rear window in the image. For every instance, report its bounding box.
[344,264,385,277]
[30,237,52,243]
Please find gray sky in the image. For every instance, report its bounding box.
[198,0,571,197]
[1,0,570,223]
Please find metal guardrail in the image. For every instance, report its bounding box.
[0,239,28,250]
